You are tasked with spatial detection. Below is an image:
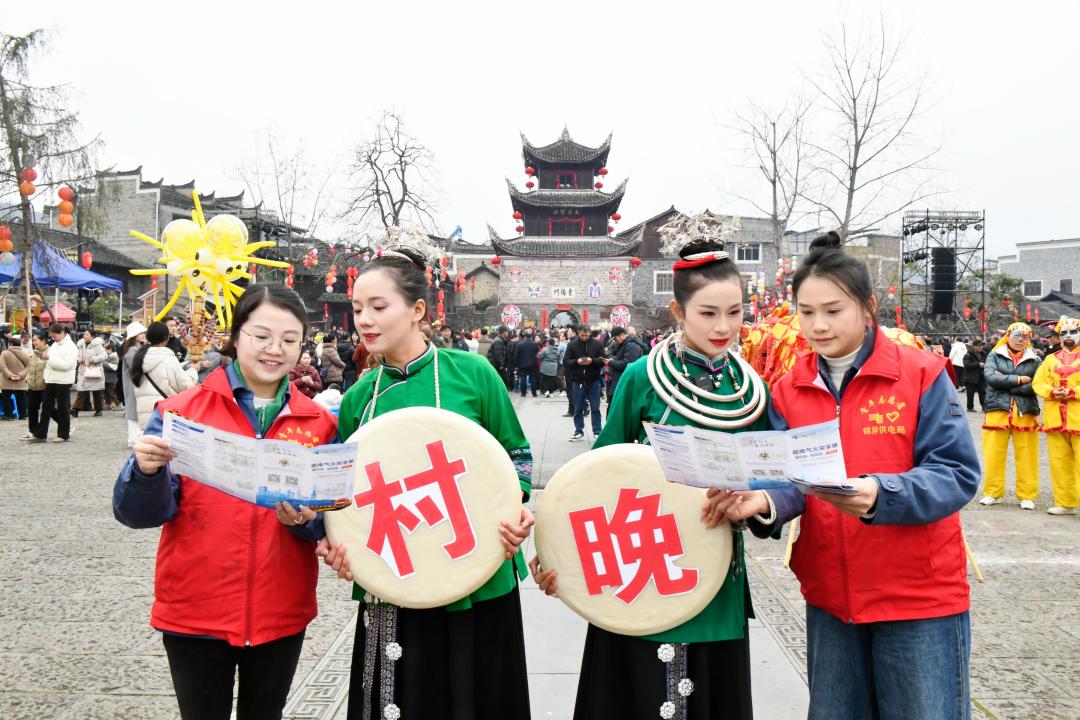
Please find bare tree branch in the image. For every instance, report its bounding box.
[799,16,941,237]
[339,111,440,241]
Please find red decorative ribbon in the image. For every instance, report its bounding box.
[673,253,722,271]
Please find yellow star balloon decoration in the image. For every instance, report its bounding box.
[129,190,291,328]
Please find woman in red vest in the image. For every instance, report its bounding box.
[113,285,339,720]
[720,233,980,720]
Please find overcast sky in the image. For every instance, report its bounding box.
[6,0,1078,258]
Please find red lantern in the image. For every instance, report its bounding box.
[608,225,614,233]
[21,167,37,182]
[629,257,642,269]
[610,212,621,222]
[437,289,445,302]
[425,266,433,286]
[323,303,329,319]
[525,166,536,176]
[512,211,523,220]
[19,181,35,196]
[582,309,589,325]
[895,306,903,325]
[0,239,11,253]
[58,214,74,228]
[1035,308,1040,324]
[58,186,75,202]
[249,263,257,276]
[286,275,294,287]
[1026,304,1032,321]
[80,251,92,269]
[437,301,445,317]
[0,226,10,242]
[595,182,603,189]
[57,200,75,214]
[150,277,158,290]
[470,278,476,291]
[525,181,534,190]
[491,256,502,266]
[515,225,523,233]
[598,167,608,176]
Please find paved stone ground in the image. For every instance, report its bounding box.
[1,397,1077,719]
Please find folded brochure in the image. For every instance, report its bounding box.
[643,419,856,494]
[161,412,355,510]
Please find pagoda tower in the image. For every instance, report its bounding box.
[498,127,629,243]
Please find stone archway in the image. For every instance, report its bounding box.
[549,308,579,329]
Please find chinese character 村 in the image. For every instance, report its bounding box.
[353,440,475,578]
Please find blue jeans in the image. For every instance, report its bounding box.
[571,380,602,435]
[806,604,971,720]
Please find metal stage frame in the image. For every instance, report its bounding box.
[898,210,986,336]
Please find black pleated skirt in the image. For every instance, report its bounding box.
[347,586,531,720]
[573,623,754,720]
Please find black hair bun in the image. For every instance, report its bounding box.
[809,231,843,252]
[678,239,726,260]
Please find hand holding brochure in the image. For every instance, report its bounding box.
[642,419,856,494]
[161,412,355,510]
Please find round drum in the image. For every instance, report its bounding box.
[326,407,522,608]
[535,444,731,636]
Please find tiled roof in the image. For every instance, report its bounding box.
[487,224,644,257]
[521,127,612,166]
[507,178,627,210]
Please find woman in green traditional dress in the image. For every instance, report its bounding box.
[530,219,769,720]
[321,234,536,720]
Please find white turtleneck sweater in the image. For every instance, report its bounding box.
[823,347,860,392]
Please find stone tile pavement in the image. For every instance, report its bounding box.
[1,400,1077,719]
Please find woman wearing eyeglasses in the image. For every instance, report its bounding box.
[113,285,340,720]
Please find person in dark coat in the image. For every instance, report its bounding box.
[487,326,513,390]
[563,324,606,440]
[604,327,645,414]
[963,338,988,411]
[513,330,541,398]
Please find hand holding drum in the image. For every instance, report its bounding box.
[533,444,731,636]
[324,407,525,609]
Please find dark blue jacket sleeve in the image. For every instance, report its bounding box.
[113,409,180,528]
[869,370,981,525]
[747,398,806,539]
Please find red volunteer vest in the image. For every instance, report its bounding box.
[771,331,970,623]
[151,367,338,646]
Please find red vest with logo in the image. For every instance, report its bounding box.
[771,331,970,623]
[151,367,338,646]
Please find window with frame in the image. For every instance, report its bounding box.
[654,271,674,294]
[1061,279,1073,294]
[1023,281,1042,297]
[736,243,760,262]
[557,171,577,189]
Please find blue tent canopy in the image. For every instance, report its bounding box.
[0,242,123,290]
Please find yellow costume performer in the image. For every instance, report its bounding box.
[1032,317,1080,514]
[980,323,1041,508]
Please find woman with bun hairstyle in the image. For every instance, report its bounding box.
[322,233,536,720]
[720,232,981,719]
[113,285,339,720]
[532,217,770,720]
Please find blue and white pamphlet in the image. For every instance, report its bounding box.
[643,419,856,494]
[161,412,356,510]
